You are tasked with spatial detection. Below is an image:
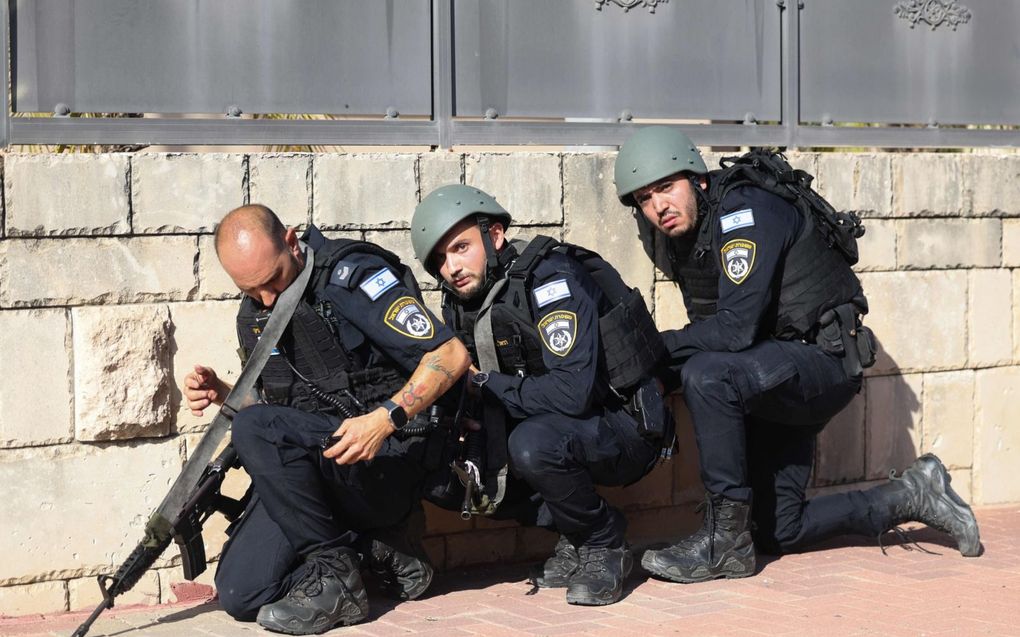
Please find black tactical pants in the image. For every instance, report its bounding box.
[215,404,426,620]
[506,408,658,548]
[680,339,873,552]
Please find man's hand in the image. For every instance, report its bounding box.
[183,365,230,416]
[322,407,395,465]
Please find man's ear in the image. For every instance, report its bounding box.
[489,222,506,251]
[284,227,301,258]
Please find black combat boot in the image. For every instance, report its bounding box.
[256,546,369,635]
[641,493,755,583]
[529,535,580,588]
[876,453,980,557]
[364,505,434,601]
[565,543,633,606]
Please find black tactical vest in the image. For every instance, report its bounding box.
[235,237,410,415]
[672,174,865,340]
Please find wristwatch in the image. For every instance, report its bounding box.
[470,372,490,390]
[381,399,408,430]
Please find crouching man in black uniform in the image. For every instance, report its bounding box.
[183,205,470,634]
[612,127,981,583]
[409,185,661,606]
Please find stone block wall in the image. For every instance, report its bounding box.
[1,150,1017,615]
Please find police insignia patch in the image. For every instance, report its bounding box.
[384,296,435,339]
[538,310,577,357]
[721,239,756,285]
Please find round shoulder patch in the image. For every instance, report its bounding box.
[384,296,435,339]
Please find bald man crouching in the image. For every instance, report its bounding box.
[184,205,470,634]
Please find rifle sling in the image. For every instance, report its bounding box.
[148,244,316,537]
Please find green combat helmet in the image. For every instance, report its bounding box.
[614,126,708,206]
[410,184,512,276]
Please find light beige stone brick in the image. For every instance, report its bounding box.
[313,154,418,228]
[896,219,1000,269]
[966,154,1020,216]
[893,154,965,216]
[249,153,312,228]
[1015,270,1020,363]
[467,153,562,226]
[419,152,463,199]
[816,391,866,485]
[654,280,689,331]
[170,302,244,434]
[563,153,654,298]
[973,366,1020,504]
[5,154,130,236]
[921,371,974,470]
[424,502,473,537]
[363,229,434,291]
[947,468,973,503]
[69,570,160,610]
[515,526,558,563]
[0,441,183,582]
[132,154,246,233]
[626,504,700,546]
[72,304,172,441]
[968,270,1012,367]
[865,374,922,480]
[858,271,967,374]
[815,154,893,216]
[197,235,241,300]
[0,580,66,614]
[1003,219,1020,267]
[854,219,896,272]
[0,236,197,307]
[0,309,73,447]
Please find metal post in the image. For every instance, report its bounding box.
[781,0,801,150]
[432,0,454,149]
[1,0,10,148]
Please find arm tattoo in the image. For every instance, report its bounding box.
[426,354,455,382]
[400,381,427,409]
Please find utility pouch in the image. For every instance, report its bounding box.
[855,324,877,370]
[632,377,667,441]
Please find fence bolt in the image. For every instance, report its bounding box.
[484,107,499,120]
[54,103,71,117]
[226,105,242,118]
[618,109,633,122]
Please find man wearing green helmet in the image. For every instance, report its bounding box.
[411,184,660,606]
[613,126,980,584]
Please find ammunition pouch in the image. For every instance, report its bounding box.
[602,288,668,396]
[816,303,876,378]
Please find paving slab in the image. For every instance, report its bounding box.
[2,506,1017,637]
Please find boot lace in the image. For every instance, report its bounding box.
[577,546,609,574]
[878,526,941,556]
[294,551,351,598]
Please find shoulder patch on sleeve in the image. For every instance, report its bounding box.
[537,310,577,357]
[384,296,435,339]
[533,278,571,308]
[329,260,362,289]
[720,209,755,234]
[359,267,399,301]
[721,239,756,285]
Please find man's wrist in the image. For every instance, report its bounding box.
[381,399,408,431]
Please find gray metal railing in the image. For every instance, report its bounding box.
[2,0,1018,149]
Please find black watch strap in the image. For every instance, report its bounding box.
[381,399,408,430]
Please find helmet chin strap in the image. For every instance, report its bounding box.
[476,214,501,288]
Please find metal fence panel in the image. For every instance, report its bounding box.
[453,0,782,121]
[800,0,1020,126]
[13,0,432,116]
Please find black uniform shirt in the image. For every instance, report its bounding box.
[482,251,606,419]
[662,186,804,364]
[306,229,454,375]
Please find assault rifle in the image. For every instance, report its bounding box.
[70,245,316,637]
[71,446,243,637]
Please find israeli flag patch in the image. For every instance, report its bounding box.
[359,268,399,301]
[720,209,755,234]
[533,279,571,308]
